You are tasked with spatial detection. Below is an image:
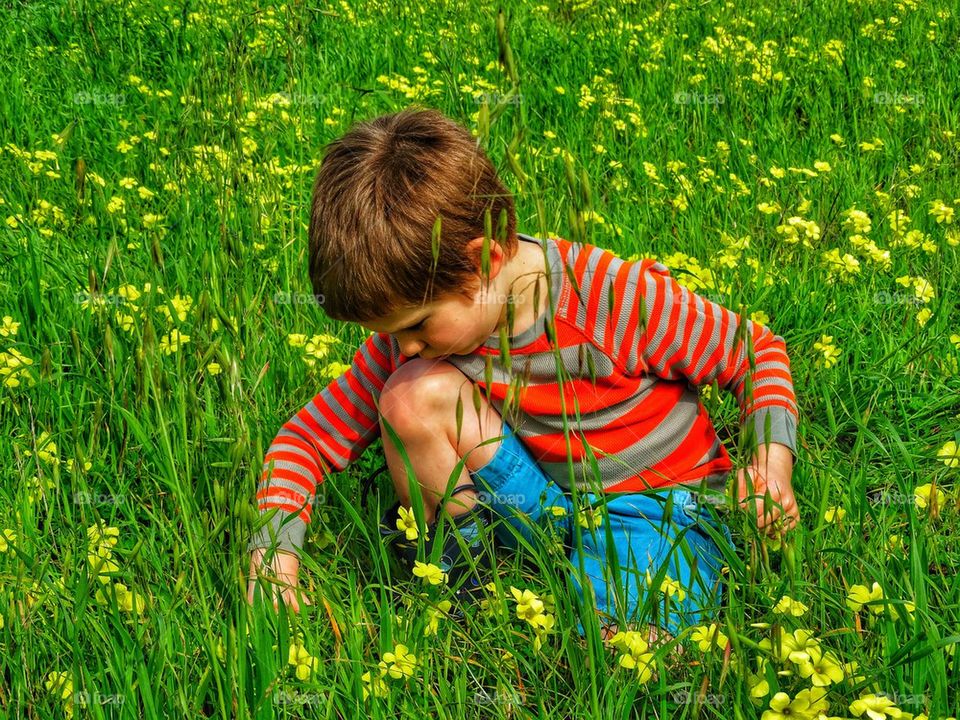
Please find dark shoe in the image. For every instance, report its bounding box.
[379,493,497,595]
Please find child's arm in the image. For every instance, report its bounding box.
[246,331,401,611]
[626,259,800,536]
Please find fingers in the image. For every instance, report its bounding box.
[246,554,313,614]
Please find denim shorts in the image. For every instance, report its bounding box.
[467,423,736,639]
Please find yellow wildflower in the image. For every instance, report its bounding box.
[287,638,319,680]
[773,595,809,617]
[914,483,945,511]
[0,315,19,337]
[159,329,190,354]
[412,561,447,586]
[847,582,884,614]
[824,506,846,523]
[937,440,959,467]
[690,623,729,652]
[379,643,417,680]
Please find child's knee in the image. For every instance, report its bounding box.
[379,358,464,429]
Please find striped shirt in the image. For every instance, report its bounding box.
[248,233,799,554]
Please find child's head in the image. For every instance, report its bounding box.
[308,107,518,324]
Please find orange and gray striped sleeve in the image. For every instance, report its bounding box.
[614,257,799,456]
[246,332,401,556]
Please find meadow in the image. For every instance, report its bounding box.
[1,0,959,716]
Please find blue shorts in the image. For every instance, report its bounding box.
[467,423,735,639]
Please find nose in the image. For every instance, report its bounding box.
[399,338,426,358]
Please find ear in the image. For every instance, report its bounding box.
[465,235,506,286]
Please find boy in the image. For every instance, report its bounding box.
[246,107,800,646]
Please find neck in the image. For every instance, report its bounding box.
[498,240,549,338]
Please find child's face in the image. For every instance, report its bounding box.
[360,278,502,359]
[360,238,508,359]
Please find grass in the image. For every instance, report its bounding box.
[0,0,958,716]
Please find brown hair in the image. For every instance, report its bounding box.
[307,107,518,322]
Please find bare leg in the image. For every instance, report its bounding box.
[378,359,505,524]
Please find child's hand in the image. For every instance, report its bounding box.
[246,548,313,613]
[735,442,799,539]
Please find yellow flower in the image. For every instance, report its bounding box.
[824,506,846,524]
[747,656,771,699]
[796,646,845,686]
[302,333,339,367]
[914,483,945,511]
[114,582,146,614]
[88,552,120,584]
[777,627,820,664]
[509,586,545,623]
[762,691,813,720]
[757,202,781,215]
[67,458,93,473]
[396,506,425,542]
[158,293,193,323]
[286,333,307,348]
[813,160,832,173]
[159,329,190,354]
[45,671,77,702]
[849,692,905,719]
[773,595,809,617]
[379,643,417,680]
[0,348,36,388]
[87,521,119,549]
[843,208,872,234]
[423,600,453,637]
[412,561,447,586]
[938,440,960,468]
[690,623,729,652]
[115,312,135,332]
[610,630,657,683]
[0,528,16,552]
[577,506,604,530]
[830,133,845,145]
[847,582,884,614]
[320,361,351,380]
[24,431,59,465]
[206,362,222,375]
[361,669,389,700]
[0,315,19,337]
[813,335,841,369]
[287,638,320,680]
[929,199,954,225]
[659,576,687,602]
